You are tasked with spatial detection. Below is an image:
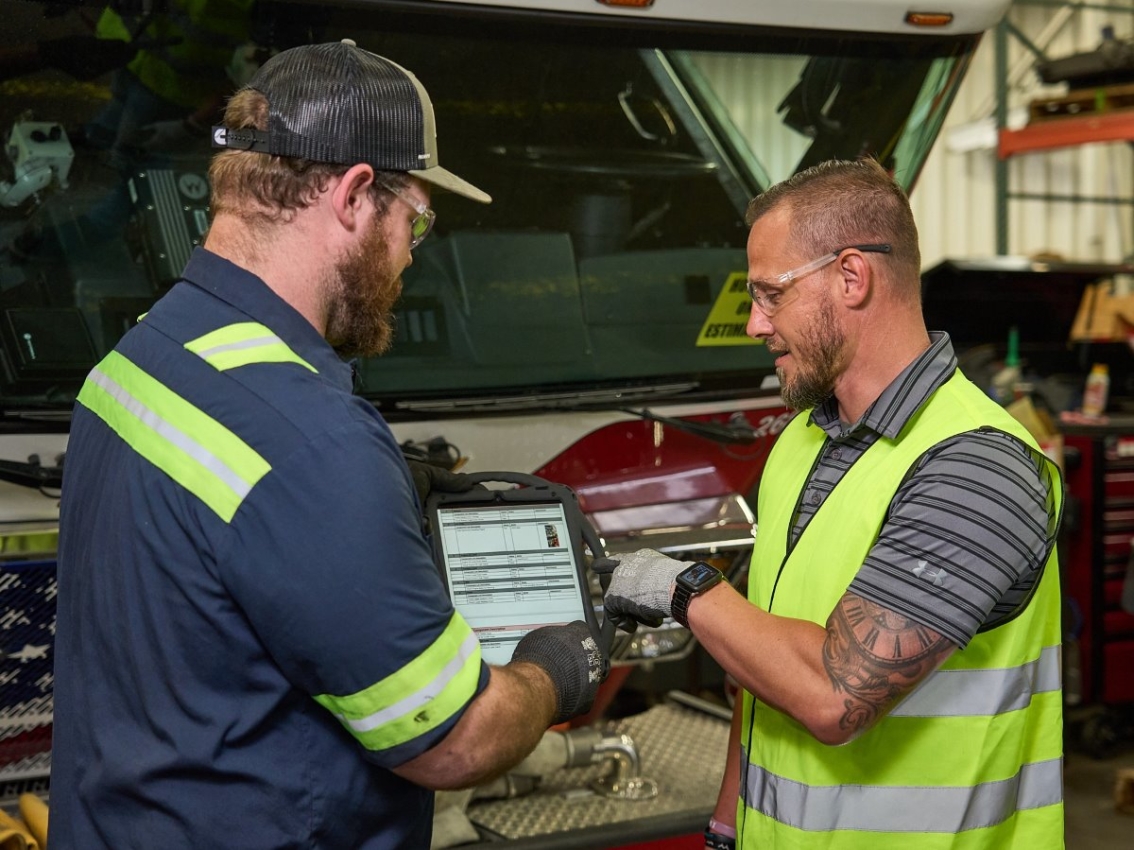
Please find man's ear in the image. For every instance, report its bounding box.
[836,250,873,309]
[330,163,376,232]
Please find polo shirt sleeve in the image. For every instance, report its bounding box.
[218,414,489,768]
[848,429,1060,649]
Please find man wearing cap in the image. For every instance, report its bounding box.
[50,40,607,849]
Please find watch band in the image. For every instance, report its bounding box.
[671,561,722,628]
[702,828,736,850]
[671,580,697,628]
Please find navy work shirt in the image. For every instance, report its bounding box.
[51,248,489,849]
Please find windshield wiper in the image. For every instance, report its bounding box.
[621,407,758,445]
[0,454,64,489]
[395,382,699,413]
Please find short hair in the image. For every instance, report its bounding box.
[745,158,921,296]
[208,88,404,227]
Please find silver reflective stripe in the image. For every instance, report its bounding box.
[891,644,1061,717]
[195,334,280,360]
[87,367,253,501]
[335,630,480,734]
[741,755,1062,833]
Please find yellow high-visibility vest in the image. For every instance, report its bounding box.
[741,370,1064,849]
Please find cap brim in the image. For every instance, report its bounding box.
[410,166,491,204]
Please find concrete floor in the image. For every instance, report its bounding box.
[1064,707,1133,848]
[1065,748,1132,848]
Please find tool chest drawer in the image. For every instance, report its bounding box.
[1063,430,1134,706]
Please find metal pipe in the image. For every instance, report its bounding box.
[590,732,659,800]
[592,733,642,781]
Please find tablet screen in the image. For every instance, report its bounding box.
[434,499,587,666]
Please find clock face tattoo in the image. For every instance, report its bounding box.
[823,593,955,735]
[838,595,941,663]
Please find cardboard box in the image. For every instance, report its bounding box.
[1070,282,1134,343]
[1005,395,1064,472]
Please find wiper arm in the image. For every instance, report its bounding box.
[0,454,64,489]
[622,407,757,445]
[396,382,699,413]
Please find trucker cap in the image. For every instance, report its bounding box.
[211,39,491,204]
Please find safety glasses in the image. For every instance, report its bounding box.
[747,243,891,317]
[383,183,436,249]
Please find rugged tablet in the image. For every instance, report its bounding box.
[426,473,605,666]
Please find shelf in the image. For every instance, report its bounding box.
[998,109,1134,158]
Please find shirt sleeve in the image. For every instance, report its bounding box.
[847,428,1060,648]
[218,413,489,768]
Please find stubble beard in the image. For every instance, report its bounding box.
[324,219,403,359]
[778,293,845,411]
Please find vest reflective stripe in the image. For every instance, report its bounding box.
[890,643,1061,718]
[185,323,317,373]
[314,612,482,752]
[740,755,1062,833]
[77,351,270,523]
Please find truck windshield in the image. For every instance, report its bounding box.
[0,1,980,421]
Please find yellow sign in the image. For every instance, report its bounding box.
[696,271,759,346]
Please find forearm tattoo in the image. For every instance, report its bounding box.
[822,593,954,735]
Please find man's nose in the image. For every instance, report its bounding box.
[747,303,774,339]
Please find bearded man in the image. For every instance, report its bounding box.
[51,40,606,850]
[600,158,1064,850]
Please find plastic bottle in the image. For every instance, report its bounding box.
[1082,363,1110,417]
[990,326,1021,404]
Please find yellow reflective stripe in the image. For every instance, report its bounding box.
[76,351,270,523]
[185,323,316,373]
[314,613,483,752]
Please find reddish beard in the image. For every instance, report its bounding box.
[325,218,403,358]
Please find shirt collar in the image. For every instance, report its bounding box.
[810,331,957,440]
[180,247,353,391]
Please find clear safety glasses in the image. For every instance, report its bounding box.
[384,184,436,249]
[747,243,891,317]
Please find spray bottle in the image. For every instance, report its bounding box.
[1082,363,1110,418]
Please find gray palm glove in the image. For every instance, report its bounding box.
[593,548,695,631]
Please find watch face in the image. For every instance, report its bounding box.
[679,562,720,590]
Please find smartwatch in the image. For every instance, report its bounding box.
[671,561,723,628]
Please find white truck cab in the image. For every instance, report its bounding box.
[0,1,1011,835]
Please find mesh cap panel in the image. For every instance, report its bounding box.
[228,40,489,203]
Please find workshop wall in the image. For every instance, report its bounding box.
[700,1,1134,268]
[914,0,1134,267]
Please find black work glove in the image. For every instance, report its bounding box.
[511,621,609,725]
[592,549,695,633]
[405,459,476,504]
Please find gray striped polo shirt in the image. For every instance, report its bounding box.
[791,332,1060,648]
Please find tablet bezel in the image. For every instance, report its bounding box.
[425,479,602,662]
